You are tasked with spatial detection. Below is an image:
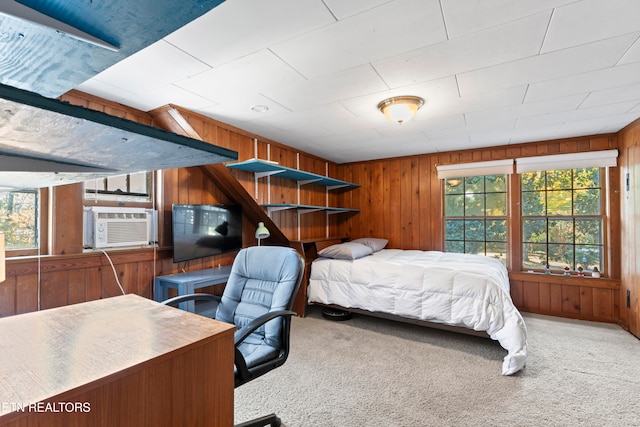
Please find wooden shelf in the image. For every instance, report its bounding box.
[262,203,359,214]
[226,158,359,189]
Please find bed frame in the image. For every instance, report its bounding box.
[306,240,491,339]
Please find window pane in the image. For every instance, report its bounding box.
[465,241,484,255]
[548,219,573,244]
[464,194,484,216]
[574,189,600,215]
[547,190,572,215]
[465,176,484,193]
[575,245,602,271]
[129,172,148,194]
[522,171,545,191]
[548,243,574,269]
[547,169,572,190]
[445,219,464,240]
[522,191,546,216]
[523,243,547,269]
[521,167,604,272]
[485,175,506,192]
[445,240,464,253]
[575,219,602,244]
[84,172,151,202]
[523,219,547,243]
[485,193,506,216]
[445,194,464,216]
[445,178,464,194]
[107,175,128,192]
[487,242,507,264]
[574,167,600,189]
[443,174,507,264]
[486,219,507,242]
[0,191,38,249]
[465,219,485,241]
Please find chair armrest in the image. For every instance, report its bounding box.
[234,310,296,346]
[161,293,221,307]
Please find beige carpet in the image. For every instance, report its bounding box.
[234,306,640,427]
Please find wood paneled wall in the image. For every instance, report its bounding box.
[335,135,623,324]
[618,118,640,337]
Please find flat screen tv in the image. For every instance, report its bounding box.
[172,204,242,263]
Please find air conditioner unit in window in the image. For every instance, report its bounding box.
[83,206,157,249]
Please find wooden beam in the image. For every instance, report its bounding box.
[150,105,289,247]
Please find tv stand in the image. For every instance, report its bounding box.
[154,265,232,313]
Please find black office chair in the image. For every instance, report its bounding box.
[162,246,305,427]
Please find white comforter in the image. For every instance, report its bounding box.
[308,249,527,375]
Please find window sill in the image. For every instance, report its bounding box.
[509,271,620,289]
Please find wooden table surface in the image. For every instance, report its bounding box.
[0,294,235,426]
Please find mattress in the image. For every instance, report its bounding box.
[308,249,527,375]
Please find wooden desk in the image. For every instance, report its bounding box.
[0,294,235,427]
[154,266,232,312]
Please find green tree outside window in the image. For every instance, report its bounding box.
[521,167,603,272]
[444,175,507,264]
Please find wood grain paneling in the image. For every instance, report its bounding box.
[619,117,640,337]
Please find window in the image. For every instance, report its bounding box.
[85,172,152,202]
[0,190,39,250]
[444,175,508,264]
[521,168,603,273]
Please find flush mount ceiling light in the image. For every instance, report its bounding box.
[377,96,424,124]
[250,104,269,113]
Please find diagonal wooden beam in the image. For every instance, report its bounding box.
[149,105,289,247]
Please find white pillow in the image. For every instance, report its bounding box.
[318,242,373,260]
[351,237,388,252]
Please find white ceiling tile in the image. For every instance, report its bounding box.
[542,0,640,53]
[525,61,640,103]
[580,84,640,109]
[322,0,391,20]
[440,0,575,39]
[618,37,640,65]
[515,101,639,129]
[75,79,136,105]
[432,86,528,119]
[465,94,586,127]
[457,33,639,97]
[174,49,306,102]
[164,0,336,68]
[558,114,638,135]
[469,130,514,148]
[85,40,210,94]
[270,0,446,78]
[509,126,565,144]
[264,65,388,110]
[374,11,550,88]
[193,94,290,123]
[119,84,218,112]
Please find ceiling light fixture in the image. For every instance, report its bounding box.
[250,104,269,113]
[377,96,424,124]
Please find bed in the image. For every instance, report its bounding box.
[307,238,528,375]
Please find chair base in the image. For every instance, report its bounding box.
[235,413,281,427]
